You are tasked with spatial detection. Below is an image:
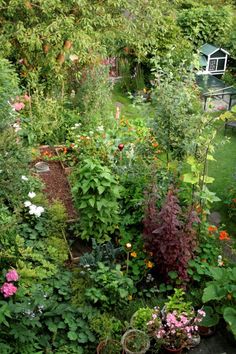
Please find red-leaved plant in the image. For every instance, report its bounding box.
[143,186,199,282]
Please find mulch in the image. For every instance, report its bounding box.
[32,146,78,220]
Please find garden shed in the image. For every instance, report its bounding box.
[199,43,229,75]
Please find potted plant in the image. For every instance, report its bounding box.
[197,306,219,337]
[130,306,161,335]
[156,289,201,353]
[121,329,150,354]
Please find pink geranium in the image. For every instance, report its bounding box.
[0,282,17,298]
[6,269,19,282]
[12,102,25,111]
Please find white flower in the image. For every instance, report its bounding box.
[21,175,29,181]
[24,201,32,207]
[28,192,36,199]
[35,206,44,217]
[29,204,37,215]
[28,204,44,217]
[74,123,81,128]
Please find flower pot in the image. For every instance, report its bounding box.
[97,339,124,354]
[198,325,215,337]
[187,333,201,348]
[121,329,150,354]
[163,346,183,354]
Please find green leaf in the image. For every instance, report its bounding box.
[223,307,236,337]
[207,154,216,161]
[119,288,128,298]
[201,176,215,184]
[97,185,105,195]
[78,332,88,343]
[183,173,198,184]
[202,283,226,302]
[209,267,225,281]
[68,331,78,341]
[88,197,95,207]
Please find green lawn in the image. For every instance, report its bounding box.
[209,121,236,236]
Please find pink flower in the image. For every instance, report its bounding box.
[6,269,19,282]
[23,94,31,102]
[0,282,17,298]
[12,102,25,111]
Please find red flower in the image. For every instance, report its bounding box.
[208,225,218,233]
[219,231,230,241]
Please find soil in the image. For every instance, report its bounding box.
[32,146,78,220]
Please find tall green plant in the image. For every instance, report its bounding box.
[71,158,121,243]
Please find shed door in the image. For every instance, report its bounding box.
[217,59,225,71]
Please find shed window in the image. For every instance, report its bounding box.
[209,59,217,71]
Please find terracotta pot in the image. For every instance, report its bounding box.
[198,325,215,337]
[163,346,183,354]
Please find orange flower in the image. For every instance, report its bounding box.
[146,261,154,269]
[232,198,236,203]
[219,230,230,241]
[208,225,218,233]
[152,142,159,148]
[131,251,137,258]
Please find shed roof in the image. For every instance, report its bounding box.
[200,43,229,56]
[200,54,207,67]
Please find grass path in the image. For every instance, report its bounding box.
[209,122,236,236]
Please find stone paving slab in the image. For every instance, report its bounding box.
[187,330,236,354]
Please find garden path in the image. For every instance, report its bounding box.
[34,146,78,220]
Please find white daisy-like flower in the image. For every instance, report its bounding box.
[24,201,32,207]
[21,175,29,181]
[28,192,36,199]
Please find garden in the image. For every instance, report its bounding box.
[1,1,236,353]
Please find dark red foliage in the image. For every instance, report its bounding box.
[143,187,199,282]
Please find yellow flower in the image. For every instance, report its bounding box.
[147,261,154,269]
[128,295,133,301]
[131,251,137,258]
[126,243,132,250]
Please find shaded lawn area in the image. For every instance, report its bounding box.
[209,119,236,237]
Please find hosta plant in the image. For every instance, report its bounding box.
[202,266,236,337]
